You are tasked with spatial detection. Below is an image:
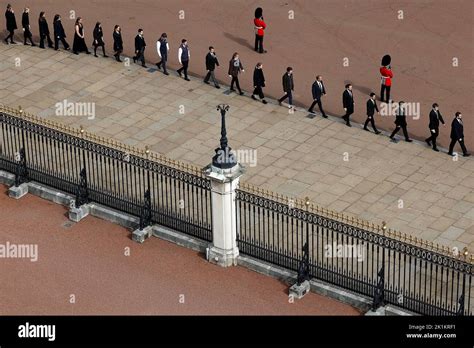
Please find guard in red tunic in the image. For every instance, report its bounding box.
[254,7,267,54]
[380,54,393,103]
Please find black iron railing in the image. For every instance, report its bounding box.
[236,185,473,316]
[0,107,212,242]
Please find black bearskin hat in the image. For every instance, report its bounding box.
[255,7,263,18]
[381,54,391,66]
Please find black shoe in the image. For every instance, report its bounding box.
[142,64,148,68]
[463,153,471,157]
[103,55,109,58]
[375,130,381,134]
[157,62,161,69]
[322,114,328,118]
[177,71,182,77]
[425,139,431,147]
[31,44,37,47]
[230,88,236,92]
[133,57,136,63]
[342,115,348,122]
[448,152,454,156]
[204,81,210,85]
[346,123,352,127]
[405,139,413,142]
[251,95,257,100]
[94,54,98,57]
[363,127,370,132]
[239,91,244,95]
[215,85,220,89]
[4,38,8,44]
[278,101,282,106]
[163,71,169,75]
[184,77,190,81]
[86,51,91,54]
[432,148,440,152]
[308,109,314,113]
[390,137,398,143]
[73,51,78,54]
[11,41,17,44]
[262,100,267,104]
[24,42,29,46]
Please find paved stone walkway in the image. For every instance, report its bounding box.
[1,44,473,253]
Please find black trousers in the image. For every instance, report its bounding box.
[93,43,106,56]
[364,116,378,131]
[390,125,409,140]
[380,84,391,103]
[55,37,69,50]
[309,99,326,116]
[24,29,34,45]
[157,56,168,72]
[425,128,439,149]
[40,33,53,48]
[230,76,242,92]
[449,138,468,154]
[134,48,145,65]
[252,86,264,99]
[177,60,189,78]
[343,108,354,123]
[204,70,219,86]
[254,34,264,53]
[6,29,14,42]
[114,49,123,61]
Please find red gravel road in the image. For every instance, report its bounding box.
[1,0,472,149]
[0,185,360,315]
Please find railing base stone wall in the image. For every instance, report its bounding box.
[69,204,91,223]
[132,226,153,244]
[289,280,311,299]
[208,246,239,267]
[8,183,28,199]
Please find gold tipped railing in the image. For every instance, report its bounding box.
[0,104,203,177]
[237,180,473,264]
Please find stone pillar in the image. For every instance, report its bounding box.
[203,163,245,267]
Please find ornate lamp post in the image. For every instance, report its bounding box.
[212,104,237,169]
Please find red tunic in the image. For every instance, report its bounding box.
[380,66,393,86]
[254,18,266,37]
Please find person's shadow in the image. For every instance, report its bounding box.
[223,32,254,51]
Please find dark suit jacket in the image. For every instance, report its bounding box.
[21,12,29,29]
[113,31,123,51]
[5,10,17,31]
[450,118,464,140]
[39,17,49,36]
[282,73,294,93]
[366,98,379,117]
[395,109,407,127]
[312,80,326,100]
[134,35,146,52]
[429,109,445,129]
[54,20,66,39]
[205,52,219,71]
[342,90,354,110]
[253,68,265,87]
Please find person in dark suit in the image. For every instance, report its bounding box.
[92,22,107,57]
[228,52,244,94]
[342,84,354,127]
[424,103,445,152]
[204,46,220,88]
[5,4,17,44]
[156,33,169,75]
[38,11,53,49]
[53,14,69,50]
[22,8,34,46]
[364,93,381,134]
[308,75,327,117]
[278,67,294,109]
[448,112,470,157]
[133,28,147,67]
[251,62,267,104]
[177,39,190,80]
[389,101,412,143]
[113,25,123,62]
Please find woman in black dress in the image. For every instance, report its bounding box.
[38,11,53,48]
[92,22,107,57]
[112,25,123,62]
[72,17,90,55]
